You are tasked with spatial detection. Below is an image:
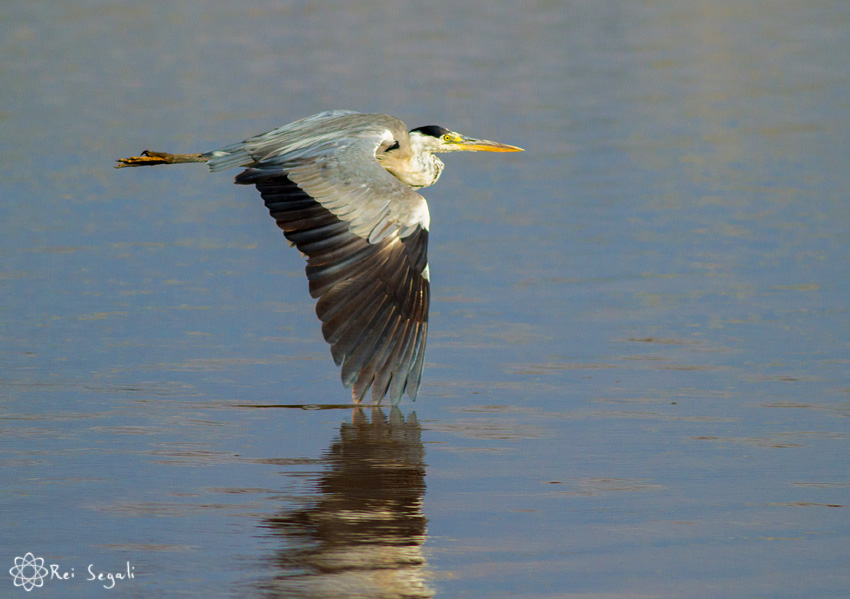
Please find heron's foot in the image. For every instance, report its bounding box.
[115,150,206,168]
[115,150,171,168]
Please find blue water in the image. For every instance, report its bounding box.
[2,1,848,597]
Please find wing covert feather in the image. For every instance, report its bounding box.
[211,112,431,240]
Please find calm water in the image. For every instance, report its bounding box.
[2,1,849,597]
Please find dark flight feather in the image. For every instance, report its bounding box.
[235,170,429,403]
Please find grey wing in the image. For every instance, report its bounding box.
[208,112,430,240]
[206,110,361,172]
[223,115,430,403]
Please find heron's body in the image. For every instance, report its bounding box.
[117,110,522,404]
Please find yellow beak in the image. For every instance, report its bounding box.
[453,138,524,152]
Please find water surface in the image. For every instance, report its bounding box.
[2,1,848,597]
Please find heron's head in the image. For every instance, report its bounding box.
[408,125,523,154]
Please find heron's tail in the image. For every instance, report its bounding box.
[115,150,208,168]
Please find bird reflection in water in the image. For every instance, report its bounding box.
[257,407,433,598]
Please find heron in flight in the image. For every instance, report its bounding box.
[117,110,522,404]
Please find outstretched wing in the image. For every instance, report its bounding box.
[215,113,430,403]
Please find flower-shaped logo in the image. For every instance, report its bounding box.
[9,553,48,592]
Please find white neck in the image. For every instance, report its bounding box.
[381,131,446,189]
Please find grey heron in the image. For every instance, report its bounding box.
[117,110,523,404]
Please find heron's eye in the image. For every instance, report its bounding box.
[443,134,453,142]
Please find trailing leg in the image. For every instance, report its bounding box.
[115,150,207,168]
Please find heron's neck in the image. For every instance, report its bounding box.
[398,152,444,189]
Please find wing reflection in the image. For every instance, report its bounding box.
[258,407,434,598]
